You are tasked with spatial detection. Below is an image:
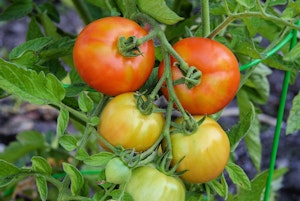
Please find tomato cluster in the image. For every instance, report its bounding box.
[73,16,240,200]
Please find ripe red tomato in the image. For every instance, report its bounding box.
[73,17,155,96]
[98,92,164,152]
[169,116,230,183]
[125,165,185,201]
[158,37,240,115]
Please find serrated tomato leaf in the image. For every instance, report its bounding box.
[62,163,84,196]
[286,92,300,134]
[137,0,183,25]
[0,58,65,105]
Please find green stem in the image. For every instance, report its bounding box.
[132,12,190,73]
[57,96,110,200]
[157,31,189,73]
[201,0,210,37]
[71,0,93,25]
[162,50,189,121]
[149,71,167,100]
[58,103,89,123]
[93,128,118,153]
[137,30,157,45]
[163,98,175,164]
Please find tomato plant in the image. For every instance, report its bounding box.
[98,92,164,152]
[158,37,240,115]
[169,116,230,183]
[125,165,185,201]
[73,16,155,96]
[0,0,299,201]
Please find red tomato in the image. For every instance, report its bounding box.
[169,116,230,183]
[158,37,240,115]
[73,17,155,96]
[98,92,164,152]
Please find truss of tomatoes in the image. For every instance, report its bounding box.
[73,16,240,200]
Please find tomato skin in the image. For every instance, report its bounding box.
[98,92,164,152]
[158,37,240,115]
[73,17,155,96]
[105,157,132,184]
[125,166,185,201]
[170,116,230,183]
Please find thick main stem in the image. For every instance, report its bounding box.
[201,0,210,37]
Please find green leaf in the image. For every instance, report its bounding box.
[0,141,45,163]
[78,92,94,112]
[0,58,66,105]
[62,163,84,195]
[84,152,114,166]
[32,156,52,174]
[0,160,20,177]
[237,89,262,171]
[65,83,90,97]
[242,64,271,104]
[283,43,300,62]
[36,176,48,201]
[9,50,40,69]
[245,116,262,171]
[0,159,20,187]
[236,0,255,8]
[75,148,89,161]
[227,101,256,151]
[243,17,281,41]
[39,2,60,23]
[267,0,287,6]
[232,168,287,201]
[0,131,47,163]
[89,116,100,126]
[137,0,184,25]
[111,189,134,201]
[226,162,251,190]
[38,11,60,39]
[281,0,300,19]
[286,92,300,134]
[59,135,78,151]
[139,67,159,95]
[27,17,45,40]
[39,37,75,62]
[9,37,52,60]
[0,0,33,21]
[17,130,46,145]
[56,108,69,137]
[208,174,228,199]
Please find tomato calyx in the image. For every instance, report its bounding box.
[172,114,204,135]
[118,36,143,57]
[115,147,158,169]
[173,64,202,89]
[134,93,155,115]
[156,151,187,177]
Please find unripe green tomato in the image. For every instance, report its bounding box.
[105,157,132,184]
[125,166,185,201]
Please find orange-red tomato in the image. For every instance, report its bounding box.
[73,17,155,96]
[170,116,230,183]
[158,37,240,115]
[98,92,164,152]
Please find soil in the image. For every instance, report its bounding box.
[0,7,300,201]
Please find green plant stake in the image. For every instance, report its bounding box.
[263,20,300,201]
